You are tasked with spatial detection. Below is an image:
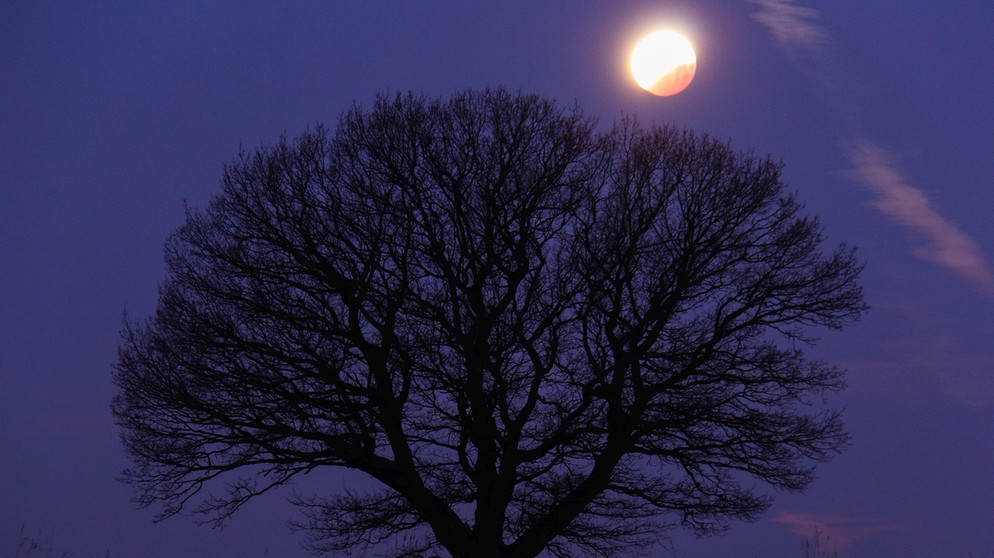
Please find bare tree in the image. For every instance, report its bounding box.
[113,88,864,558]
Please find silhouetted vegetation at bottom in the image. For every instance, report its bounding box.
[10,525,69,558]
[113,88,865,558]
[802,527,840,558]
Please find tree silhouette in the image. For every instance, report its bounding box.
[113,88,865,558]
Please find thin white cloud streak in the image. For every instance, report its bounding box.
[749,0,994,296]
[748,0,827,49]
[843,140,994,294]
[774,511,908,551]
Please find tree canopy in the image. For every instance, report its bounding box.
[113,88,865,558]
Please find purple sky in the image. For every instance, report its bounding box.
[3,2,993,556]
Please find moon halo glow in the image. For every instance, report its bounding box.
[631,30,697,97]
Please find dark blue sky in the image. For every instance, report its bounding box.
[3,2,993,556]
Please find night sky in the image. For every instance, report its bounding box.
[3,2,993,556]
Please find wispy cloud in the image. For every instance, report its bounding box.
[843,139,994,294]
[748,0,994,296]
[749,0,827,49]
[774,511,908,551]
[941,365,994,407]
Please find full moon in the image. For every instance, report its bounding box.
[631,30,697,97]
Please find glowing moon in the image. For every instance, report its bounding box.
[631,30,697,97]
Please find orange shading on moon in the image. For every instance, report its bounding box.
[644,62,695,96]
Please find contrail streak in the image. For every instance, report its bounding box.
[748,0,994,295]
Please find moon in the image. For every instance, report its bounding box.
[631,30,697,97]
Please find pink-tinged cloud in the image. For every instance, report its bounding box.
[940,364,994,407]
[774,511,908,551]
[749,0,827,49]
[844,139,994,295]
[749,2,994,296]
